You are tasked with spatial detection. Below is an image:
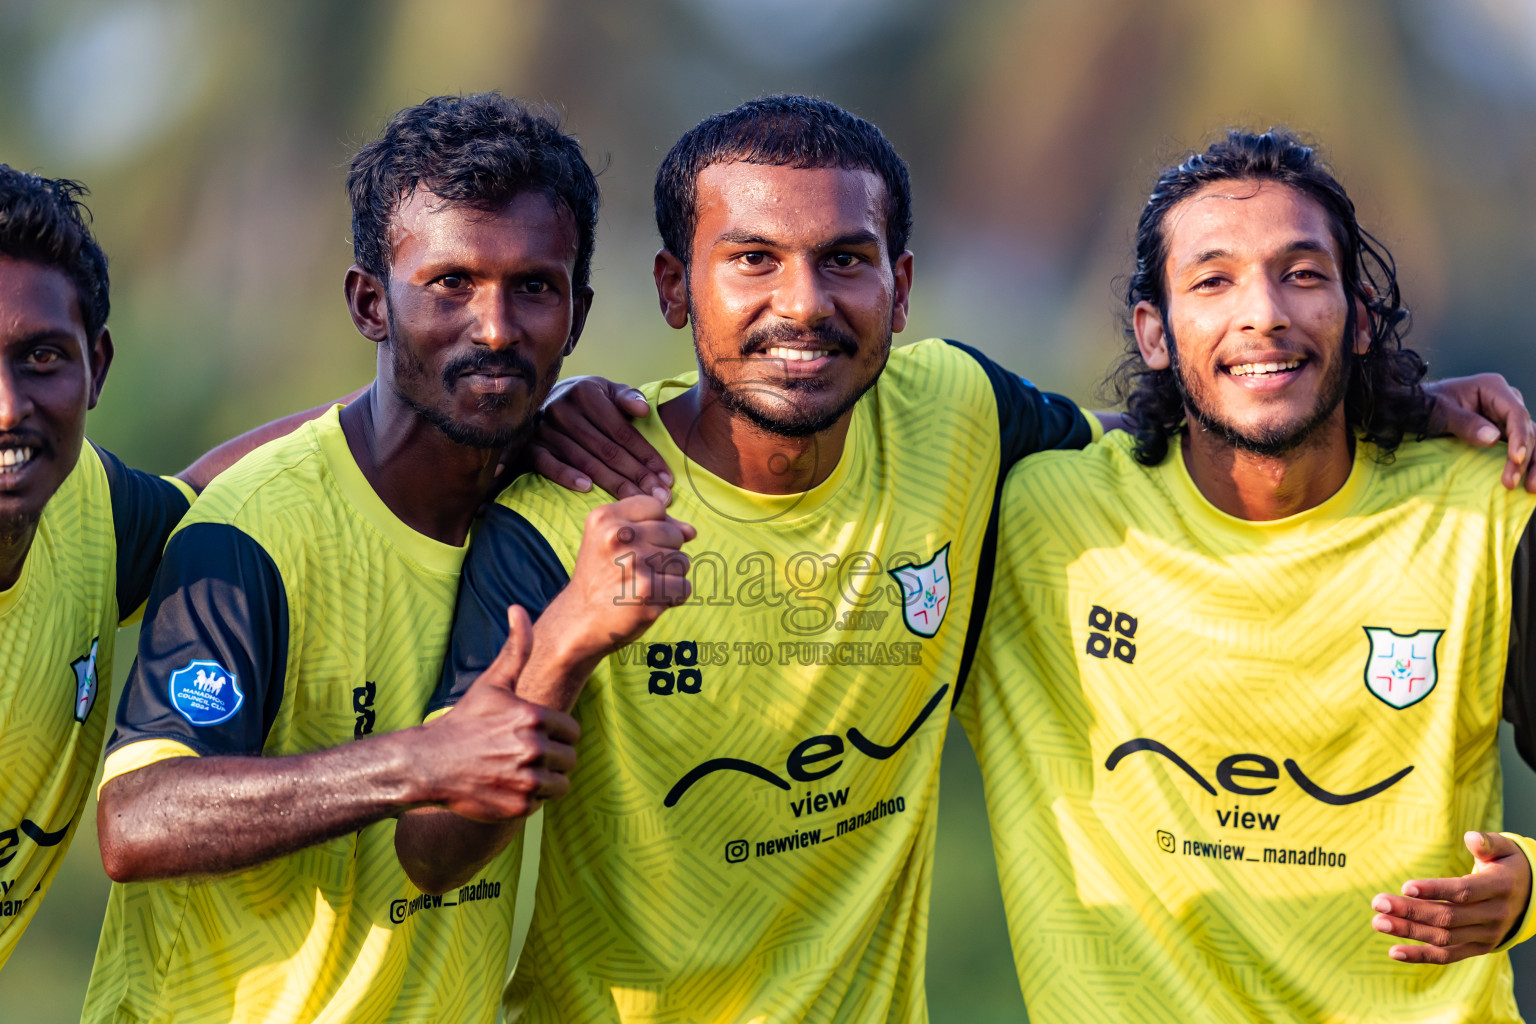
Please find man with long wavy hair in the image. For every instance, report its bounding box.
[961,129,1536,1022]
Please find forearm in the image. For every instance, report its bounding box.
[177,387,368,492]
[396,808,523,895]
[512,607,606,712]
[514,647,601,713]
[98,730,423,881]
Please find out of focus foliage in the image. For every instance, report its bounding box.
[2,1,1535,1019]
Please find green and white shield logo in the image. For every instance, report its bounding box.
[889,543,952,638]
[1362,627,1443,710]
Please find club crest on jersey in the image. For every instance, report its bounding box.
[1362,627,1443,709]
[889,543,951,638]
[71,637,100,723]
[169,660,244,726]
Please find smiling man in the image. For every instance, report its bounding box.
[407,100,1536,1023]
[0,167,364,973]
[961,129,1536,1022]
[0,176,177,975]
[404,94,1103,1023]
[78,94,673,1024]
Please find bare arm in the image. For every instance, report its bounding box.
[100,607,578,883]
[176,387,368,492]
[395,497,693,893]
[101,731,425,880]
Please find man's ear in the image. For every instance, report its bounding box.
[1132,301,1171,370]
[891,250,914,334]
[86,326,114,410]
[344,265,390,343]
[1353,292,1374,355]
[654,249,689,330]
[565,285,595,356]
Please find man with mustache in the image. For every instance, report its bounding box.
[81,93,686,1024]
[398,98,1531,1021]
[0,165,374,973]
[961,129,1536,1022]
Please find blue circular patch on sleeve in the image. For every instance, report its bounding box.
[168,660,245,726]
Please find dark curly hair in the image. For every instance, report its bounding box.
[654,94,912,268]
[348,92,599,289]
[1106,128,1428,465]
[0,165,110,339]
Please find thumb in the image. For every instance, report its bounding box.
[1466,830,1514,865]
[479,605,534,691]
[607,379,650,419]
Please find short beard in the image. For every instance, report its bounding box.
[1170,322,1349,458]
[692,303,890,439]
[386,303,557,451]
[0,510,39,547]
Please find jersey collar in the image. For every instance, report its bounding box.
[1160,432,1372,544]
[639,374,863,526]
[312,405,467,576]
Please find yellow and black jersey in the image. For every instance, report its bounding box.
[961,431,1536,1024]
[0,442,189,971]
[82,407,519,1024]
[439,338,1098,1023]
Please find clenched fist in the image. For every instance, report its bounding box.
[542,494,696,666]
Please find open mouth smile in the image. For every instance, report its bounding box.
[0,447,35,475]
[1226,359,1303,378]
[762,346,836,363]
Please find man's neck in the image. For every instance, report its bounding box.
[658,382,851,495]
[1180,410,1354,522]
[338,386,505,547]
[0,520,38,592]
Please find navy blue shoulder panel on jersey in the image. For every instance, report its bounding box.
[107,521,289,759]
[1505,517,1536,773]
[91,442,193,619]
[432,502,572,715]
[942,339,1095,469]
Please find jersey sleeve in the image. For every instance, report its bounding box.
[432,503,571,715]
[943,339,1098,468]
[1496,832,1536,950]
[1505,519,1536,772]
[91,443,194,622]
[104,521,290,780]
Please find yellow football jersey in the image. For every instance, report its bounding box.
[961,431,1536,1023]
[0,443,189,971]
[439,339,1097,1023]
[82,407,520,1024]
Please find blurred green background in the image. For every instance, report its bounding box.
[3,0,1536,1019]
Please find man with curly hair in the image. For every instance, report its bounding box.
[404,100,1535,1023]
[961,128,1536,1022]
